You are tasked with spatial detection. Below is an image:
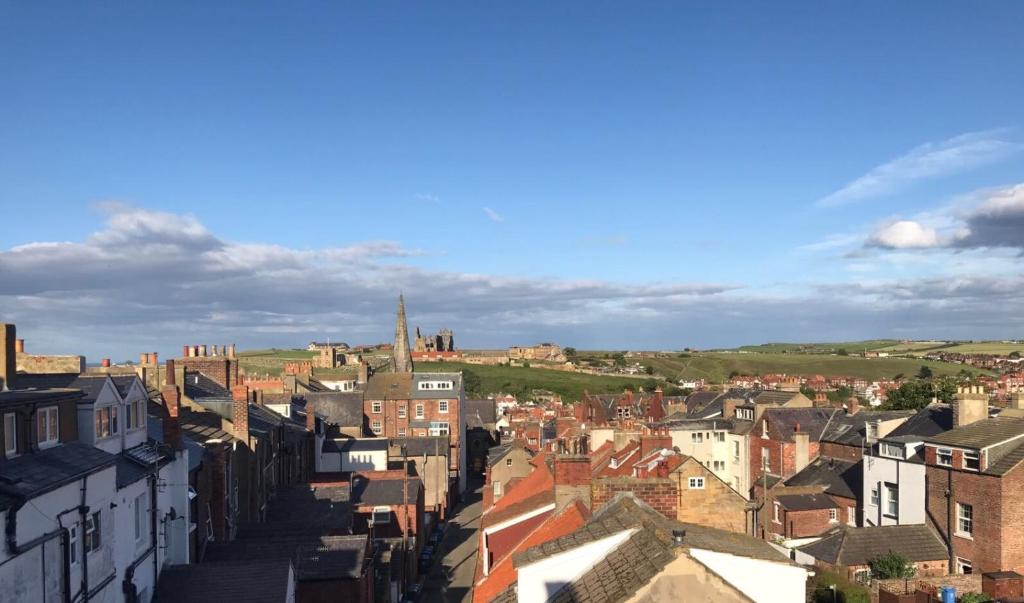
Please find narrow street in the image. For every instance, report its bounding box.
[422,479,483,603]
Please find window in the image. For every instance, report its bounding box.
[733,441,740,460]
[616,407,631,420]
[963,450,980,471]
[853,569,871,584]
[84,511,101,553]
[126,398,145,430]
[828,508,838,522]
[688,477,705,489]
[37,407,59,447]
[714,432,725,443]
[773,502,781,523]
[885,484,899,517]
[371,420,382,434]
[398,427,406,437]
[847,507,856,526]
[957,502,973,537]
[415,404,424,419]
[761,419,768,438]
[428,421,450,437]
[761,447,770,467]
[737,408,753,421]
[880,442,903,459]
[372,506,391,525]
[691,432,703,444]
[439,400,449,414]
[205,503,214,542]
[95,406,117,439]
[4,413,16,457]
[371,401,382,414]
[398,405,406,419]
[418,381,453,391]
[506,458,513,467]
[957,557,973,575]
[937,448,953,466]
[493,481,502,499]
[713,461,725,471]
[870,487,880,507]
[69,525,78,565]
[134,492,148,543]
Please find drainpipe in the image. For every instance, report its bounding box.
[946,466,955,571]
[79,477,90,603]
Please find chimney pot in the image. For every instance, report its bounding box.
[151,352,158,365]
[141,352,149,365]
[101,358,111,368]
[182,345,190,358]
[14,338,24,354]
[199,344,207,357]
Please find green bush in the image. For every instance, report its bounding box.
[959,593,992,603]
[868,552,916,579]
[812,571,870,603]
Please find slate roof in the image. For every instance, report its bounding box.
[350,475,421,505]
[177,407,236,444]
[409,372,463,400]
[761,407,838,442]
[323,438,389,454]
[487,442,532,467]
[183,372,231,399]
[983,440,1024,476]
[798,525,948,566]
[391,436,450,458]
[0,442,116,508]
[0,388,83,408]
[784,456,861,500]
[774,493,837,511]
[888,403,954,438]
[364,373,413,400]
[466,399,497,425]
[155,560,293,602]
[301,392,363,429]
[926,416,1024,450]
[294,535,368,581]
[14,373,102,398]
[821,411,914,446]
[110,375,141,398]
[513,493,790,603]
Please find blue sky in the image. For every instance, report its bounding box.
[2,2,1024,359]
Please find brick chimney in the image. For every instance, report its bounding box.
[140,352,149,365]
[306,402,317,433]
[151,352,158,365]
[166,359,176,386]
[161,384,183,451]
[793,422,810,475]
[181,345,190,358]
[229,343,236,359]
[14,338,24,354]
[232,388,250,444]
[955,386,988,428]
[100,358,110,368]
[846,396,860,416]
[553,455,591,510]
[723,398,737,420]
[640,432,673,458]
[1,324,16,391]
[358,360,369,384]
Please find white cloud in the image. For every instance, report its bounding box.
[815,129,1021,208]
[483,207,504,222]
[866,220,940,249]
[414,193,440,203]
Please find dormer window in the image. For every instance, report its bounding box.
[880,442,903,459]
[937,448,953,467]
[95,406,118,440]
[37,406,59,448]
[616,407,631,420]
[126,398,146,431]
[418,380,453,391]
[963,450,980,472]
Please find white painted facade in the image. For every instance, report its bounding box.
[689,548,809,603]
[667,424,751,497]
[862,439,927,526]
[318,379,357,392]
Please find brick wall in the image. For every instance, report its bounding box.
[819,441,863,462]
[999,465,1024,573]
[178,357,238,389]
[592,476,677,519]
[926,464,1003,573]
[777,507,835,538]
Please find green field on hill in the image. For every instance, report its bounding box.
[643,352,983,383]
[415,361,654,401]
[728,340,898,354]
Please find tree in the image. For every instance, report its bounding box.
[882,381,935,410]
[836,348,849,356]
[612,353,626,367]
[462,369,483,397]
[1011,351,1022,359]
[868,552,916,579]
[564,347,577,361]
[644,365,654,375]
[917,365,934,379]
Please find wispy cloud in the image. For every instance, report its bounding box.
[578,234,629,247]
[483,207,504,222]
[815,129,1021,208]
[414,193,440,203]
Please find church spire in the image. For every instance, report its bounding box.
[392,294,413,373]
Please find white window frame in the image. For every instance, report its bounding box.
[134,492,147,544]
[714,432,725,443]
[95,405,117,440]
[428,421,450,437]
[438,400,449,414]
[773,501,781,523]
[126,398,146,431]
[371,419,382,434]
[3,413,16,458]
[957,557,973,575]
[371,401,382,414]
[870,487,880,507]
[963,450,980,472]
[372,505,391,525]
[37,406,59,448]
[937,447,953,467]
[880,442,903,459]
[691,432,703,444]
[397,427,406,437]
[506,458,513,467]
[828,508,838,522]
[415,404,424,419]
[69,525,78,565]
[688,477,705,489]
[847,506,856,526]
[885,483,899,518]
[398,405,406,419]
[957,502,973,538]
[84,511,101,553]
[713,460,725,472]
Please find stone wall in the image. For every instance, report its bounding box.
[16,353,85,374]
[671,459,748,533]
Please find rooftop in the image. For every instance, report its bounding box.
[926,416,1024,450]
[798,524,948,566]
[155,560,293,603]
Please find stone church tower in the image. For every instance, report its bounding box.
[392,294,414,373]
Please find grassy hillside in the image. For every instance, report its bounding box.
[237,348,317,374]
[728,340,898,354]
[415,361,655,401]
[643,353,984,383]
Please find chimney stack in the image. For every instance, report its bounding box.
[723,398,737,420]
[232,386,250,444]
[162,384,183,451]
[229,344,236,359]
[182,345,190,358]
[306,402,317,433]
[141,352,149,365]
[846,397,860,416]
[793,423,810,474]
[640,432,672,458]
[1,324,17,391]
[358,360,369,384]
[553,455,592,511]
[14,338,24,354]
[954,387,988,428]
[199,344,207,357]
[101,358,111,368]
[151,352,158,365]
